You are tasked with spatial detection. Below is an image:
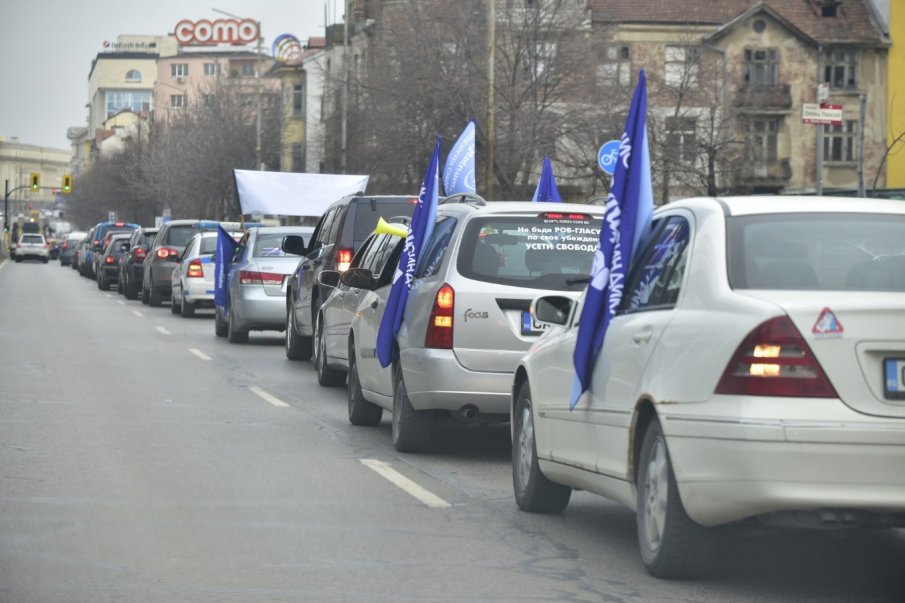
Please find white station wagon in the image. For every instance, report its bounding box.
[512,195,905,578]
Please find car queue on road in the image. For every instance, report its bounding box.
[44,192,905,580]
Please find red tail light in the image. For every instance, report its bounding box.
[105,255,116,264]
[93,239,100,246]
[187,259,204,278]
[156,247,178,259]
[425,283,455,349]
[336,248,353,272]
[134,247,146,261]
[62,242,69,250]
[239,270,283,285]
[715,316,837,398]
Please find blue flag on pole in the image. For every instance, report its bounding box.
[442,120,476,196]
[532,155,562,202]
[376,137,442,368]
[571,70,654,409]
[214,225,240,309]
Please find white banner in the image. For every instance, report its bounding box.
[235,170,369,217]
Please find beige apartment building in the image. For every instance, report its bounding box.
[0,139,71,227]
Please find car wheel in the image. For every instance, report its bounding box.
[315,313,346,386]
[512,379,572,513]
[124,273,137,300]
[347,337,382,426]
[391,363,433,453]
[141,283,150,305]
[148,279,162,307]
[97,273,106,290]
[285,306,312,361]
[181,297,195,318]
[170,292,180,314]
[42,258,48,264]
[117,277,124,294]
[214,306,228,337]
[227,305,248,344]
[636,419,717,579]
[14,257,21,263]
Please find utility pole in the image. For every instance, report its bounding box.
[341,0,351,174]
[485,0,495,199]
[858,93,867,197]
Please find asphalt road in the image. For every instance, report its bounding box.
[1,257,904,602]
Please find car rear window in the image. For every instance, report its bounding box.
[728,213,905,291]
[253,233,292,257]
[351,199,417,249]
[21,235,43,244]
[165,225,197,248]
[200,237,219,255]
[456,212,602,291]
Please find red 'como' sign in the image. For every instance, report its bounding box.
[174,18,259,45]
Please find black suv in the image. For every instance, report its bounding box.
[118,226,159,300]
[283,194,417,360]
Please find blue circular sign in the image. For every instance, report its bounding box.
[598,140,620,175]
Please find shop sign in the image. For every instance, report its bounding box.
[174,18,259,46]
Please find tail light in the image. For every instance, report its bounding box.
[715,316,837,398]
[336,248,353,272]
[156,247,178,259]
[105,255,116,264]
[187,259,204,278]
[239,270,283,285]
[93,239,100,246]
[425,283,455,349]
[134,247,146,261]
[62,242,69,250]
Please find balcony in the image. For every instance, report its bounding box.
[734,85,792,111]
[737,158,792,186]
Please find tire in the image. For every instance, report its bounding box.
[391,363,433,453]
[181,297,195,318]
[117,277,123,295]
[170,292,180,314]
[141,283,150,305]
[214,306,228,337]
[148,280,163,307]
[42,258,48,264]
[636,419,718,579]
[97,273,106,290]
[285,306,312,361]
[14,257,21,263]
[315,313,346,386]
[124,272,138,300]
[227,305,248,344]
[347,337,382,426]
[512,379,572,513]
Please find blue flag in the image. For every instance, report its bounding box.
[442,120,476,196]
[532,155,562,202]
[214,225,240,309]
[376,137,442,368]
[571,70,654,409]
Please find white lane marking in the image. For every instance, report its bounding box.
[155,326,171,335]
[132,311,144,318]
[249,386,289,408]
[0,259,6,271]
[188,348,211,361]
[105,294,112,299]
[117,300,125,306]
[359,459,452,509]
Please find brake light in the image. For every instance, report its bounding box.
[239,271,283,285]
[134,247,146,261]
[715,316,837,398]
[336,248,353,272]
[156,247,178,259]
[62,242,69,250]
[425,283,455,349]
[105,255,115,264]
[93,240,100,246]
[187,259,204,278]
[540,212,590,221]
[115,222,124,226]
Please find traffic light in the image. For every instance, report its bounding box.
[62,174,72,194]
[30,173,40,192]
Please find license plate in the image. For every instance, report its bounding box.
[521,310,548,336]
[884,358,905,400]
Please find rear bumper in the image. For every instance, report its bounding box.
[183,280,215,306]
[233,288,285,330]
[662,399,905,527]
[148,260,177,290]
[400,348,511,416]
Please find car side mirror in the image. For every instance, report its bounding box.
[532,295,574,327]
[281,235,307,256]
[318,270,341,288]
[340,267,376,290]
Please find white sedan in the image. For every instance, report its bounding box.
[511,195,905,579]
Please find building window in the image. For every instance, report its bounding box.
[745,118,779,164]
[824,48,857,89]
[597,45,631,87]
[106,90,152,118]
[743,48,778,86]
[665,46,699,87]
[292,84,304,116]
[666,116,697,162]
[241,63,255,77]
[125,69,141,83]
[170,94,187,108]
[170,63,189,78]
[203,63,221,76]
[823,121,856,162]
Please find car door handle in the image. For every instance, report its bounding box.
[632,328,653,344]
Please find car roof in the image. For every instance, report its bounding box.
[247,226,315,234]
[669,195,905,217]
[437,200,607,218]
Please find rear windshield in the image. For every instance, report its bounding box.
[165,225,198,248]
[351,200,416,248]
[456,213,602,291]
[253,233,292,257]
[200,237,218,255]
[728,213,905,291]
[21,235,43,244]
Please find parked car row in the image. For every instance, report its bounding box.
[57,194,905,580]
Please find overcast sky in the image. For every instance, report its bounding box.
[0,0,335,151]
